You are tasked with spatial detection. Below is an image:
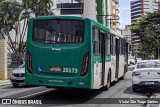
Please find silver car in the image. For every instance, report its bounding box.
[128,65,135,72]
[128,58,135,65]
[10,64,25,87]
[132,60,160,92]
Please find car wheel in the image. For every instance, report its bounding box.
[12,83,19,87]
[132,85,137,92]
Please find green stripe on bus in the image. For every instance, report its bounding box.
[106,55,111,62]
[94,56,101,63]
[94,55,111,63]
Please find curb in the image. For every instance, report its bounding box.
[0,82,11,86]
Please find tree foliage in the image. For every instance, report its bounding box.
[22,0,54,17]
[131,12,160,58]
[0,0,54,53]
[0,1,23,53]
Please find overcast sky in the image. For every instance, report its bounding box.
[119,0,131,28]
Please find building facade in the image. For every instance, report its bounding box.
[97,0,120,31]
[53,0,97,21]
[130,0,159,52]
[121,25,132,54]
[110,0,120,31]
[53,0,120,31]
[121,25,132,44]
[0,39,7,80]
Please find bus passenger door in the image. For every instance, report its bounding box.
[115,38,119,79]
[101,33,105,85]
[126,42,129,66]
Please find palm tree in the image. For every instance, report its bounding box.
[0,0,54,53]
[0,1,23,53]
[19,0,54,53]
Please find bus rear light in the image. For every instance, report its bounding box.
[80,52,89,76]
[27,51,32,74]
[132,72,141,76]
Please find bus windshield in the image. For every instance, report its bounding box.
[33,20,84,44]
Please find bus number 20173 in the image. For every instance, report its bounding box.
[63,68,78,73]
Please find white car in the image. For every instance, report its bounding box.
[128,65,135,72]
[132,60,160,92]
[10,64,25,87]
[128,58,135,65]
[128,56,135,65]
[137,58,142,62]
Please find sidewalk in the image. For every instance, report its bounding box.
[0,80,11,86]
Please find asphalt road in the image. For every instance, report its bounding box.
[0,67,160,107]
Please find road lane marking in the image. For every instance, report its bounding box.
[19,88,54,99]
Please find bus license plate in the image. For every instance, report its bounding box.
[51,66,61,72]
[16,77,24,80]
[145,82,154,85]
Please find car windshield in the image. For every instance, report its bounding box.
[136,61,160,69]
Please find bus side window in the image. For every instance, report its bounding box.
[110,35,113,54]
[121,39,123,55]
[106,33,111,55]
[119,38,121,55]
[113,36,116,55]
[92,27,100,55]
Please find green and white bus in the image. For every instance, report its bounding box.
[25,16,128,90]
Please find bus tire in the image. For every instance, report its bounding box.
[101,71,111,91]
[132,85,138,92]
[12,83,19,87]
[46,86,52,88]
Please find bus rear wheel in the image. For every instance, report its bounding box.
[12,83,19,87]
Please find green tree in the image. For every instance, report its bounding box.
[19,0,54,53]
[0,0,54,53]
[131,12,160,58]
[22,0,54,17]
[0,1,23,53]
